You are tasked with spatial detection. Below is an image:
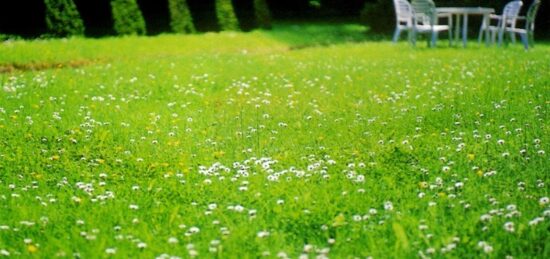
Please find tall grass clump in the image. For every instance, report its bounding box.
[215,0,240,31]
[111,0,146,35]
[168,0,195,34]
[44,0,85,36]
[254,0,272,29]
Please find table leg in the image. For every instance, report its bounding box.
[462,14,468,47]
[455,14,461,47]
[484,14,490,46]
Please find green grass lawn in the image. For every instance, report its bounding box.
[0,23,549,258]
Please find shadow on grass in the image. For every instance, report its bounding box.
[262,21,388,50]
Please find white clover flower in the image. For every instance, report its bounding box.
[384,201,394,211]
[480,214,492,222]
[504,222,515,232]
[528,217,544,226]
[257,231,270,238]
[208,203,217,210]
[303,244,314,253]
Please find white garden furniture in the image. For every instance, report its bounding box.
[392,0,414,43]
[478,0,523,46]
[410,0,453,47]
[505,0,541,49]
[435,7,495,47]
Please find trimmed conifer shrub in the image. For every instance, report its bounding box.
[110,0,146,35]
[254,0,272,29]
[44,0,85,36]
[168,0,195,33]
[215,0,240,31]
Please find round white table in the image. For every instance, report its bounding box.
[436,7,495,47]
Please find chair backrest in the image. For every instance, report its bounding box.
[526,0,541,31]
[393,0,413,25]
[501,0,523,26]
[411,0,436,25]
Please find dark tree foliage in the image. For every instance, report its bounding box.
[168,0,195,33]
[44,0,85,36]
[111,0,146,35]
[254,0,272,29]
[215,0,240,31]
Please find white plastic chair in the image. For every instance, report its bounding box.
[392,0,414,43]
[478,1,523,46]
[506,0,541,49]
[410,0,453,47]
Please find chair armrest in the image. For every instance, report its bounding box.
[489,14,502,19]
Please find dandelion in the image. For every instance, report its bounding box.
[539,197,549,206]
[137,242,147,249]
[129,204,139,210]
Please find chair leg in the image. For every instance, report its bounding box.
[498,28,504,46]
[431,31,438,47]
[519,33,528,50]
[410,28,417,47]
[393,27,401,43]
[478,20,486,43]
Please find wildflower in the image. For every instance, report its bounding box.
[384,201,394,211]
[257,231,270,238]
[540,197,549,206]
[503,222,515,232]
[137,242,147,249]
[168,237,178,244]
[105,248,116,254]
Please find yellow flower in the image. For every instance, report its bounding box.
[477,170,484,177]
[467,154,475,161]
[27,245,38,253]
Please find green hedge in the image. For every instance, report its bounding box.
[168,0,195,33]
[254,0,272,29]
[44,0,85,37]
[111,0,146,35]
[215,0,240,31]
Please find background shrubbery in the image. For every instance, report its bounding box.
[168,0,195,33]
[254,0,272,29]
[44,0,85,36]
[215,0,240,31]
[111,0,147,35]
